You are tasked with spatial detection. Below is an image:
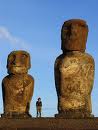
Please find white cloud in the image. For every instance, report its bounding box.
[0,26,59,61]
[0,26,30,50]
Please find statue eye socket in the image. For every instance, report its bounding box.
[63,26,68,30]
[10,55,15,61]
[8,54,16,65]
[22,54,27,58]
[62,26,68,32]
[21,54,27,63]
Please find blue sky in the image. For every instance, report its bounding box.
[0,0,98,117]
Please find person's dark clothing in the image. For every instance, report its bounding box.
[36,101,42,107]
[36,101,42,117]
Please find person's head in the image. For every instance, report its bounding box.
[61,19,88,53]
[7,50,31,74]
[38,97,41,102]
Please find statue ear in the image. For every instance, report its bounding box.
[27,54,31,69]
[24,53,31,69]
[7,52,16,69]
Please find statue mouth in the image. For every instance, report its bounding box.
[12,65,24,68]
[8,66,27,73]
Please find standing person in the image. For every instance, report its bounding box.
[36,98,42,117]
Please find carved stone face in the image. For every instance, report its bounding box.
[7,51,31,74]
[61,19,88,52]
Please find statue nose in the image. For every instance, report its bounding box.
[13,56,22,66]
[71,25,77,33]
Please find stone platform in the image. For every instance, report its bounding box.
[0,117,98,130]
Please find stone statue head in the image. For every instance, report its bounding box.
[61,19,88,52]
[7,50,31,74]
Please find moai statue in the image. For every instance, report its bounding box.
[2,50,34,118]
[54,19,95,118]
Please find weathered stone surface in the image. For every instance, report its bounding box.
[54,19,95,118]
[2,50,34,118]
[0,118,98,130]
[61,19,88,52]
